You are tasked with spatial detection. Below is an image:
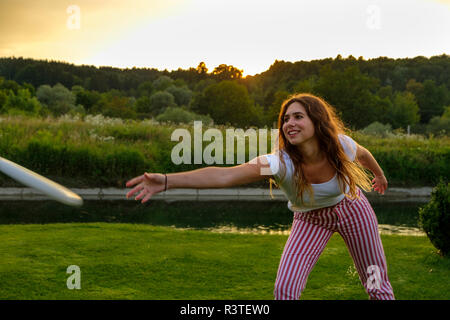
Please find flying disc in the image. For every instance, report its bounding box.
[0,156,83,207]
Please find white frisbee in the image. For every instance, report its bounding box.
[0,156,83,207]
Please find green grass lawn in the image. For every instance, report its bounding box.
[0,223,448,300]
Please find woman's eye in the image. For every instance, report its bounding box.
[284,115,302,122]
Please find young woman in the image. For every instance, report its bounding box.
[126,93,395,300]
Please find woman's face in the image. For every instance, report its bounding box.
[282,102,315,146]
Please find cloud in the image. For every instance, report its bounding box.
[0,0,64,45]
[0,0,448,75]
[0,0,187,48]
[0,0,188,63]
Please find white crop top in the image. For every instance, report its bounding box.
[263,134,357,212]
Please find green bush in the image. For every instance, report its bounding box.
[426,107,450,136]
[418,179,450,256]
[360,121,392,137]
[156,106,213,125]
[15,128,148,187]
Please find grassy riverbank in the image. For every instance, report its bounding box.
[0,223,448,300]
[0,115,449,188]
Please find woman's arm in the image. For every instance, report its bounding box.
[356,144,387,194]
[126,155,272,203]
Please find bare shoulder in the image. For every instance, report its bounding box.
[355,142,369,160]
[243,155,273,178]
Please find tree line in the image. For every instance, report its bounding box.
[0,55,449,134]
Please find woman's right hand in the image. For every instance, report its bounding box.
[126,173,166,203]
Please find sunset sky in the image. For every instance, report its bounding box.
[0,0,449,76]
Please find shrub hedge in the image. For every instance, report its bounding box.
[0,116,448,188]
[419,179,450,256]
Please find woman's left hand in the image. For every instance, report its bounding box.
[372,175,388,195]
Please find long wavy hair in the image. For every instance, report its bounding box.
[270,93,373,204]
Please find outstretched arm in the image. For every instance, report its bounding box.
[356,144,387,195]
[126,155,271,203]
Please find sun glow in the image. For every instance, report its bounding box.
[0,0,449,76]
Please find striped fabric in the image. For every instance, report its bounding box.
[274,188,395,300]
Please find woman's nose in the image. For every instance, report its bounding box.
[285,118,295,126]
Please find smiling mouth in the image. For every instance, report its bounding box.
[287,130,300,137]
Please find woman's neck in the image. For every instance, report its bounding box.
[295,138,324,165]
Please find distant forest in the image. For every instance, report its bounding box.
[0,55,449,134]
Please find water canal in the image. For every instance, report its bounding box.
[0,199,426,235]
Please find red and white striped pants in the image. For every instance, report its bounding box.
[274,188,395,300]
